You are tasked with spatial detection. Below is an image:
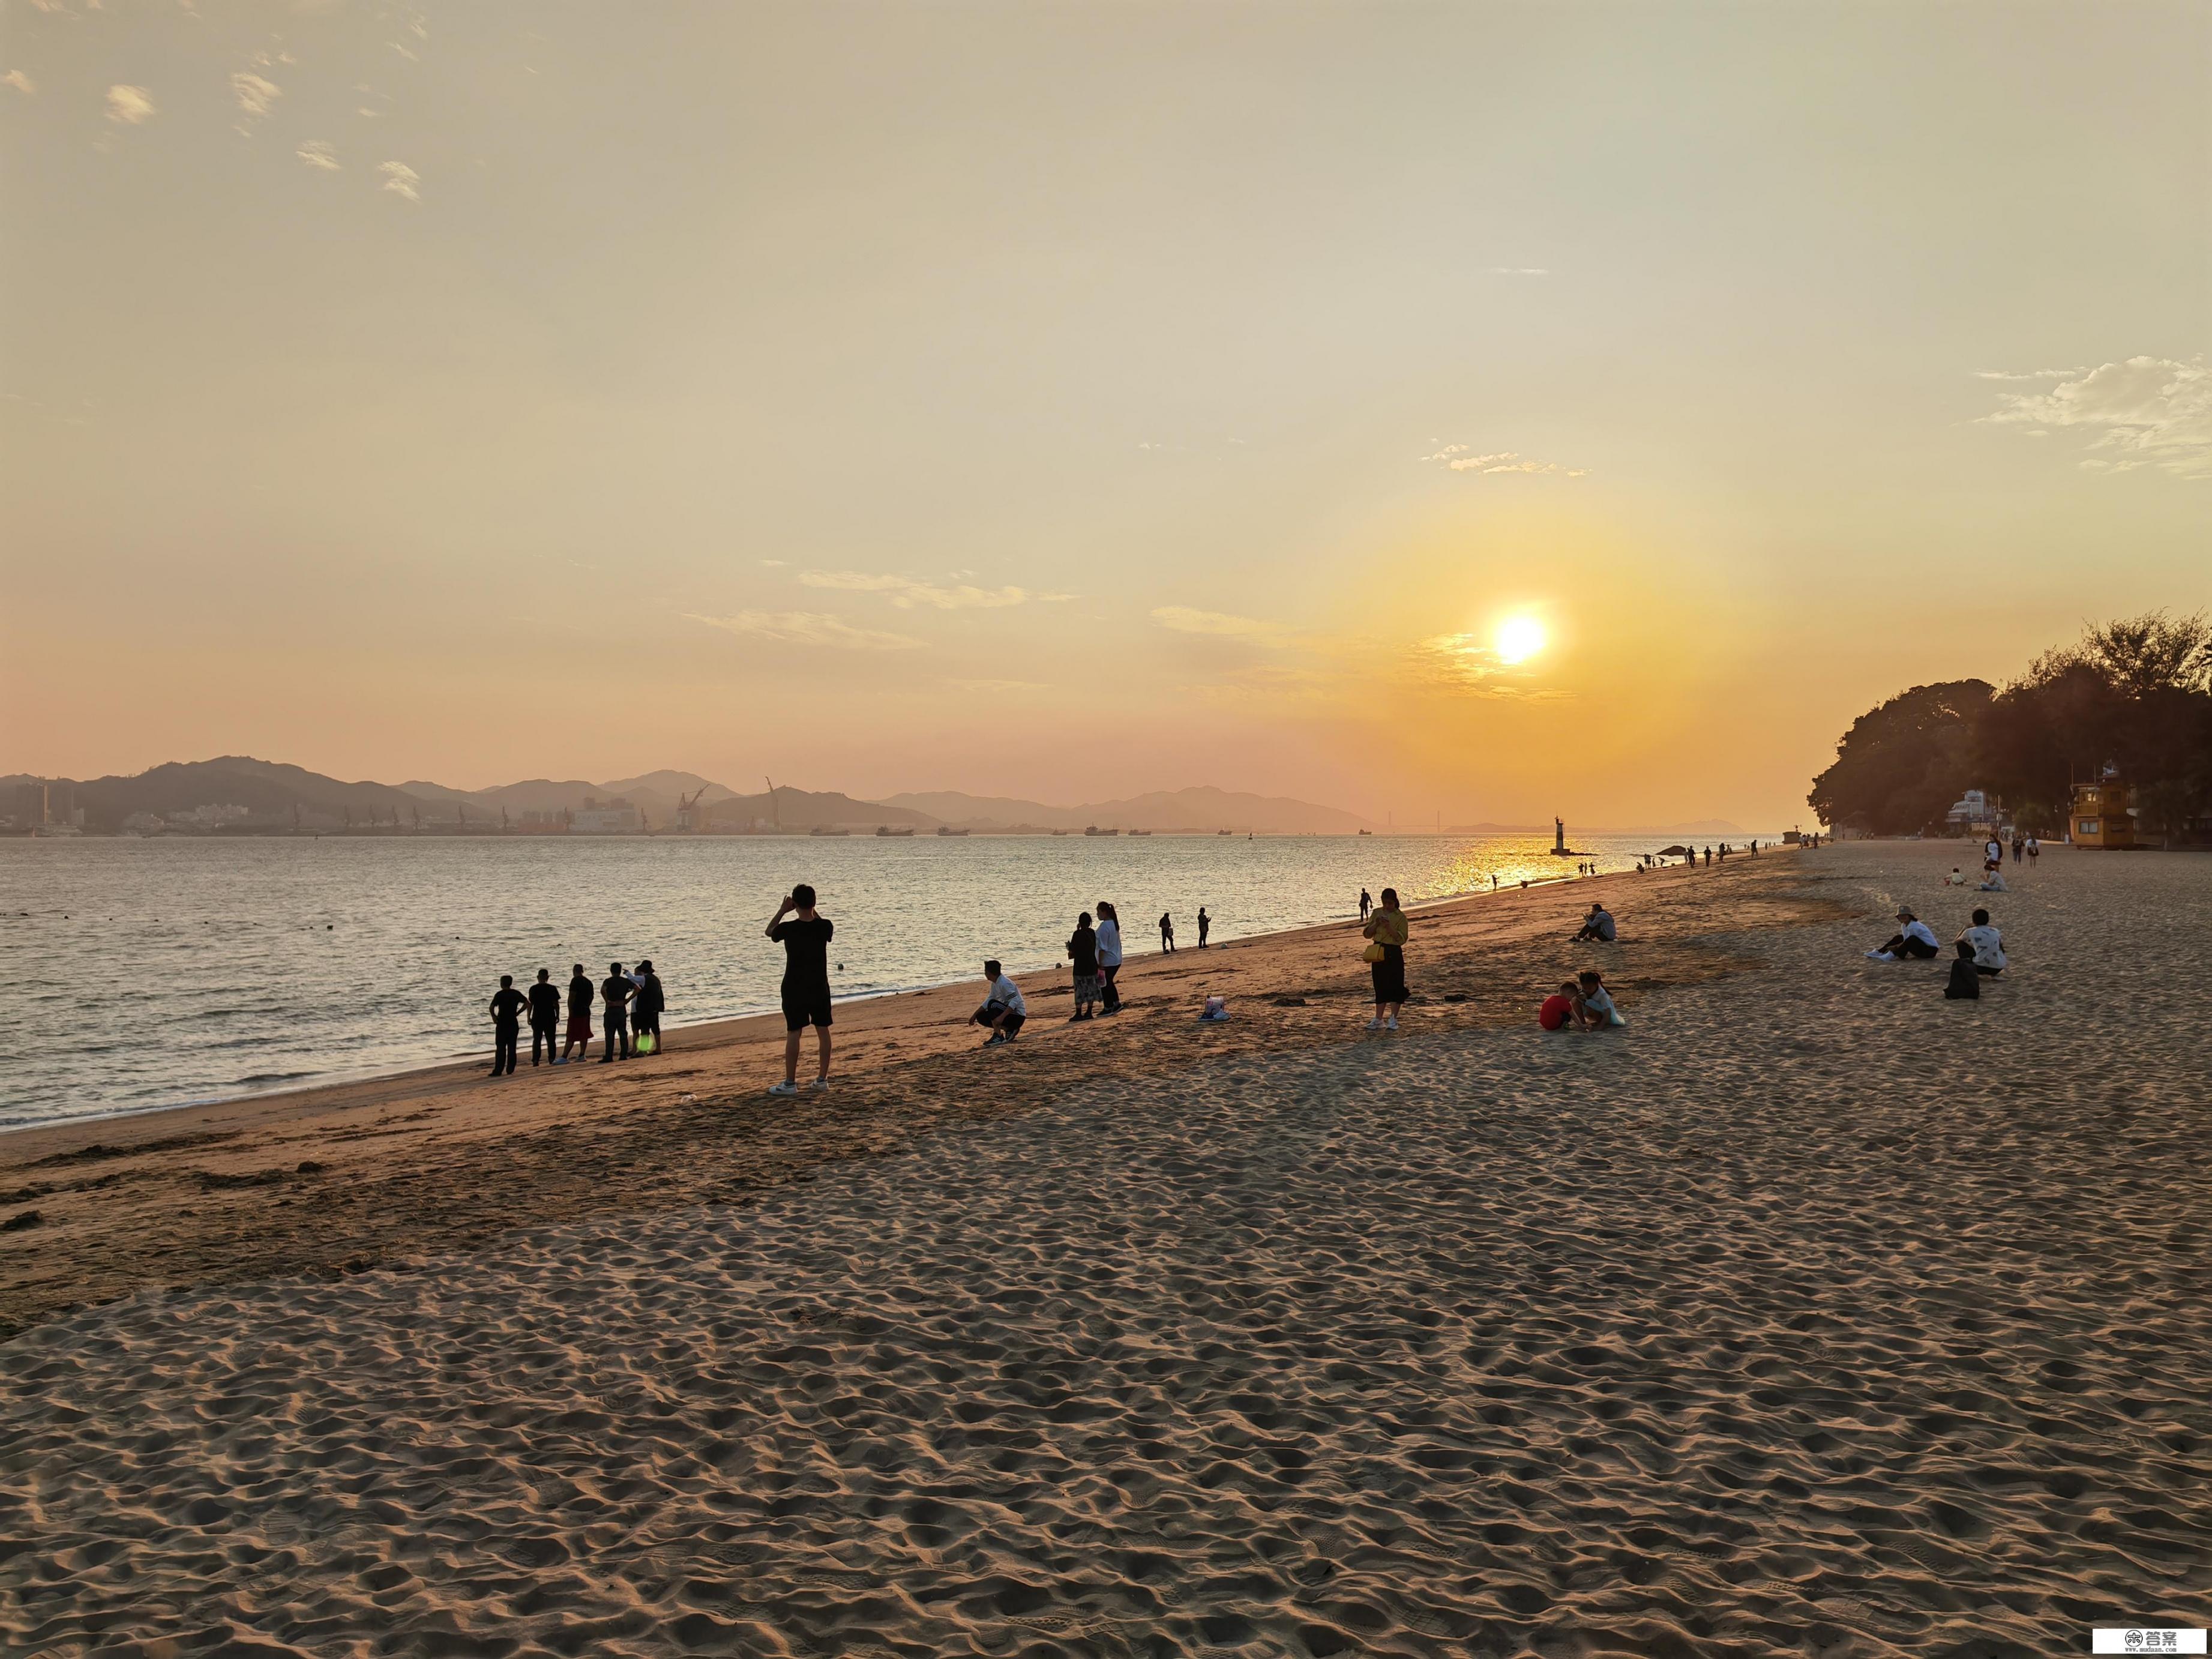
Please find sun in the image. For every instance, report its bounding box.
[1494,615,1546,664]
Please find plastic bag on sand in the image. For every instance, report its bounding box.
[1198,996,1230,1022]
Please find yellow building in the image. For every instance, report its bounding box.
[2070,774,2134,849]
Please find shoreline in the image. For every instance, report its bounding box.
[0,864,1621,1140]
[0,852,1827,1338]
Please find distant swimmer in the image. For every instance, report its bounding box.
[526,968,562,1067]
[487,974,526,1076]
[766,884,834,1096]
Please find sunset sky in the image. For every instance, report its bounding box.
[5,1,2206,829]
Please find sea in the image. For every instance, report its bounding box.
[0,830,1768,1130]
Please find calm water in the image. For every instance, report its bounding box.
[0,831,1765,1128]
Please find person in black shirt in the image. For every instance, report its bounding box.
[766,884,833,1095]
[1159,911,1175,952]
[487,974,526,1075]
[632,959,665,1052]
[1067,911,1101,1020]
[599,962,633,1062]
[526,968,562,1065]
[561,964,594,1062]
[1943,939,1982,1001]
[1197,906,1210,948]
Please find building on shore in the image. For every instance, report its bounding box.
[570,796,642,834]
[2070,769,2133,849]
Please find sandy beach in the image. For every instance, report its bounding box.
[4,842,2207,1655]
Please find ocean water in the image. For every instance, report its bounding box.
[0,831,1765,1128]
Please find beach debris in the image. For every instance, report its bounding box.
[296,1160,325,1175]
[1,1210,43,1232]
[1198,996,1230,1022]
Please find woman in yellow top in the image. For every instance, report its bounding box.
[1361,887,1410,1031]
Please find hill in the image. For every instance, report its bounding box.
[71,757,425,831]
[881,784,1369,833]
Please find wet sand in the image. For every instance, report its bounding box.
[4,843,2207,1656]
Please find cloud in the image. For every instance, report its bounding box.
[377,160,421,201]
[799,571,1066,610]
[1150,606,1296,646]
[2,71,34,95]
[1411,633,1567,699]
[687,611,924,652]
[295,140,340,170]
[1420,445,1588,477]
[231,70,281,121]
[1980,357,2211,478]
[104,85,156,125]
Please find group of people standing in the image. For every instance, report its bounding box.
[486,960,666,1075]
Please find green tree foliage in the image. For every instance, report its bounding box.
[1812,612,2212,841]
[1808,681,1992,835]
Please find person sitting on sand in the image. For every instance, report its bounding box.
[1572,902,1617,943]
[488,974,526,1076]
[1538,980,1582,1031]
[1066,912,1101,1021]
[1945,867,1968,887]
[1361,887,1409,1031]
[1978,863,2009,893]
[972,960,1027,1045]
[561,963,594,1062]
[526,968,562,1067]
[1095,901,1124,1014]
[767,885,834,1096]
[598,962,633,1062]
[1576,969,1624,1029]
[1959,908,2007,975]
[1867,909,1941,962]
[1943,939,1982,1001]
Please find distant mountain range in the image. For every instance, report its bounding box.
[9,756,1746,839]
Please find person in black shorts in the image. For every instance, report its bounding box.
[599,962,633,1062]
[766,884,833,1096]
[632,959,665,1053]
[526,968,562,1066]
[487,974,526,1075]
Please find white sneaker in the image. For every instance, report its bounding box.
[1385,1018,1398,1031]
[768,1080,800,1097]
[1365,1018,1383,1031]
[1864,950,1886,960]
[807,1077,829,1091]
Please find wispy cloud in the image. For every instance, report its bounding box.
[688,611,924,652]
[104,85,156,125]
[2,71,34,96]
[800,571,1068,610]
[231,70,281,125]
[296,140,340,171]
[377,160,421,201]
[1151,606,1296,646]
[1411,633,1565,697]
[1973,368,2081,382]
[1420,445,1588,478]
[1980,357,2211,478]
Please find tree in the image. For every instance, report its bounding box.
[1809,681,1992,834]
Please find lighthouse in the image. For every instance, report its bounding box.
[1554,816,1566,854]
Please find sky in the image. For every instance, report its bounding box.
[4,1,2207,830]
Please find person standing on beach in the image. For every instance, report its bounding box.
[2026,835,2040,867]
[1067,912,1101,1020]
[632,959,664,1052]
[1159,911,1175,952]
[526,968,562,1066]
[1095,901,1124,1013]
[487,974,526,1075]
[1359,888,1373,921]
[598,962,633,1062]
[1361,887,1409,1032]
[561,963,594,1062]
[766,885,834,1095]
[1197,906,1210,948]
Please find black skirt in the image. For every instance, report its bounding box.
[1370,945,1408,1004]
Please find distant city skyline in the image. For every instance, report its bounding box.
[5,2,2206,830]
